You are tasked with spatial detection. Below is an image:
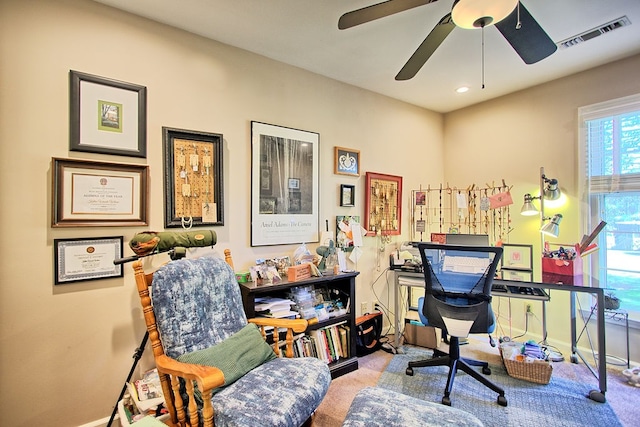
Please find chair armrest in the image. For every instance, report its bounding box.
[154,354,224,427]
[248,318,308,357]
[248,317,308,333]
[155,354,225,391]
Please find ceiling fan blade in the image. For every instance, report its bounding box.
[495,2,557,64]
[396,13,455,81]
[338,0,438,30]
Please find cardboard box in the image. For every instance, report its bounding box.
[403,321,442,349]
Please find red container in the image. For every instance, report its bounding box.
[542,257,583,286]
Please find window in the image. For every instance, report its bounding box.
[579,94,640,316]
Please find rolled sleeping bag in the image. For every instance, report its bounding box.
[129,230,217,256]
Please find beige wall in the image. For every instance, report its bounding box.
[443,55,640,362]
[1,0,638,425]
[0,0,442,425]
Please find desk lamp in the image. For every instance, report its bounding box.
[520,167,563,238]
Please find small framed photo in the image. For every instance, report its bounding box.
[334,147,360,176]
[340,184,355,207]
[288,178,300,190]
[69,70,147,158]
[52,157,149,227]
[415,191,427,206]
[54,236,124,284]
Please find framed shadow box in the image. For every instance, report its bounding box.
[162,127,224,228]
[364,172,402,236]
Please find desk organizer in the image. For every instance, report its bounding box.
[499,347,553,384]
[542,257,583,286]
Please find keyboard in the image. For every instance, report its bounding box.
[491,283,550,301]
[442,256,490,274]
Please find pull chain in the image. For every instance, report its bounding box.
[481,25,485,89]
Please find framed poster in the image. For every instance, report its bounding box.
[340,184,355,207]
[364,172,403,236]
[52,158,148,227]
[162,127,224,228]
[251,121,319,246]
[54,236,123,284]
[69,70,147,158]
[334,146,360,176]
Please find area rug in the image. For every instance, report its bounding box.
[377,346,622,427]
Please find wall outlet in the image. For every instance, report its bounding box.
[361,302,368,313]
[525,303,533,316]
[374,301,381,311]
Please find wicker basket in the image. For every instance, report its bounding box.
[499,347,553,384]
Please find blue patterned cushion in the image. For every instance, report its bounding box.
[151,256,332,427]
[342,387,484,427]
[151,257,248,359]
[213,357,331,427]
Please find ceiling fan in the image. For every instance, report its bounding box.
[338,0,557,80]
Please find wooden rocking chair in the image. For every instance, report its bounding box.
[133,254,331,427]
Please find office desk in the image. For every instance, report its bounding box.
[392,270,607,402]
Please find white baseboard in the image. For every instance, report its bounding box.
[77,414,117,427]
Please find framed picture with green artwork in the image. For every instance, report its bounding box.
[69,70,147,158]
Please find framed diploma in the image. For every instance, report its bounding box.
[52,158,149,227]
[54,236,124,284]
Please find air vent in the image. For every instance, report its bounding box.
[557,16,631,49]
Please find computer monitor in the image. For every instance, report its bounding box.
[444,233,489,246]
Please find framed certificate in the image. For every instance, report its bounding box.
[52,158,149,227]
[54,236,123,284]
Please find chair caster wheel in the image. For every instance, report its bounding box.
[589,390,606,403]
[482,366,491,375]
[406,367,414,376]
[571,355,578,364]
[442,396,451,406]
[497,395,508,407]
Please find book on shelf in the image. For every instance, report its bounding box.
[338,325,350,358]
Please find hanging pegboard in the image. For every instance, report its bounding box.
[409,180,513,244]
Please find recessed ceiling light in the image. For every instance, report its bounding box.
[456,86,470,94]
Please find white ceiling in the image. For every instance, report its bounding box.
[92,0,640,113]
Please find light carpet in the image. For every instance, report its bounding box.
[377,346,622,427]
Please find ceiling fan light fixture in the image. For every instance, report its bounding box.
[451,0,518,29]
